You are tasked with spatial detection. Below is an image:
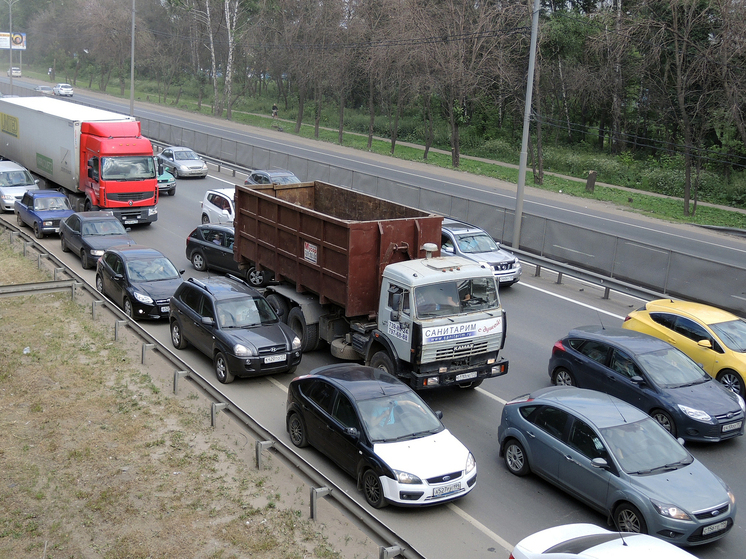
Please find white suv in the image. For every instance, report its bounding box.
[201,188,235,224]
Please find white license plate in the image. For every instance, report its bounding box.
[160,306,169,313]
[702,520,728,535]
[264,354,287,364]
[499,276,513,282]
[433,482,461,497]
[124,220,138,224]
[722,421,742,432]
[456,371,477,381]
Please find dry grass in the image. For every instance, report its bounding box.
[0,240,372,559]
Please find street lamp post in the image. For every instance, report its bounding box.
[4,0,20,91]
[129,0,135,116]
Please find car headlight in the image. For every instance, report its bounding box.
[291,336,302,351]
[1,193,14,201]
[736,394,745,414]
[233,343,255,357]
[394,470,422,485]
[677,404,712,423]
[651,500,692,521]
[465,452,476,474]
[90,249,105,257]
[132,291,153,304]
[43,220,54,227]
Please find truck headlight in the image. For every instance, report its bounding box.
[132,291,153,304]
[148,207,158,216]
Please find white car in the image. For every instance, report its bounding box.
[7,67,21,77]
[200,188,235,224]
[53,83,74,97]
[510,524,697,559]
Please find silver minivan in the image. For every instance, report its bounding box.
[0,161,38,212]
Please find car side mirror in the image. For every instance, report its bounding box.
[201,317,215,326]
[698,339,712,349]
[391,310,399,321]
[435,410,443,420]
[344,427,359,439]
[677,437,686,446]
[221,209,230,216]
[591,457,609,470]
[113,273,124,281]
[179,270,185,275]
[442,245,454,254]
[630,375,644,384]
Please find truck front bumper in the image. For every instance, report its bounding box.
[412,357,508,390]
[111,206,158,225]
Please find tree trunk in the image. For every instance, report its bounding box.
[449,99,460,167]
[314,82,322,139]
[338,92,345,145]
[295,83,306,134]
[390,87,402,154]
[423,95,433,160]
[367,75,375,150]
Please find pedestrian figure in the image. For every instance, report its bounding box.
[272,103,278,119]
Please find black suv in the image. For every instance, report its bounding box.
[169,275,302,383]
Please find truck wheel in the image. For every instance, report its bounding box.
[246,266,268,288]
[215,351,235,384]
[288,307,320,352]
[33,222,44,239]
[266,294,289,322]
[370,351,395,375]
[60,234,70,252]
[84,199,99,212]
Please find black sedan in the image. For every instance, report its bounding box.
[60,212,136,269]
[95,245,184,319]
[286,364,477,508]
[186,224,272,287]
[548,326,745,442]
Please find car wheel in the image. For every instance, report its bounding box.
[33,222,44,239]
[170,320,188,349]
[123,298,134,318]
[287,412,308,448]
[215,351,235,384]
[16,213,23,227]
[552,367,575,386]
[169,187,176,196]
[60,234,70,252]
[503,438,529,476]
[614,503,648,534]
[80,250,90,269]
[362,469,386,509]
[717,369,745,397]
[191,250,207,271]
[650,409,676,437]
[95,275,104,293]
[369,351,395,375]
[201,213,210,224]
[266,293,289,323]
[288,307,320,352]
[247,266,268,288]
[286,365,298,375]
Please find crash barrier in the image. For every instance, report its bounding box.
[137,117,746,317]
[0,220,419,559]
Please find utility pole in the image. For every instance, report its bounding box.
[129,0,136,116]
[4,0,20,92]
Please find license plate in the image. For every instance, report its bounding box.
[160,306,169,313]
[456,371,477,381]
[499,276,513,282]
[264,354,286,364]
[702,520,728,535]
[124,220,138,224]
[433,482,461,497]
[722,421,742,433]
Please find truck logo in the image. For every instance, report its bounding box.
[454,343,473,352]
[128,200,133,206]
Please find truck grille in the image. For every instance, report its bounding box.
[106,192,155,202]
[422,337,500,364]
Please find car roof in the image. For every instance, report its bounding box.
[644,298,738,325]
[441,218,489,235]
[300,363,411,401]
[526,386,649,429]
[207,188,235,197]
[107,245,166,260]
[29,190,66,198]
[169,146,196,152]
[255,169,295,177]
[185,276,259,299]
[74,211,117,221]
[567,325,671,356]
[198,223,234,233]
[0,160,29,172]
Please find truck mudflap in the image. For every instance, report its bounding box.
[411,358,508,390]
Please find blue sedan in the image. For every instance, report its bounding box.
[15,190,74,238]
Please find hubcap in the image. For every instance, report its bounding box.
[506,445,524,471]
[617,510,641,532]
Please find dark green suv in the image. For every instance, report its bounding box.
[169,275,302,383]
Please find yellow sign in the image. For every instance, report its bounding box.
[0,112,19,138]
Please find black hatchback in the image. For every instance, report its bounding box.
[60,212,136,269]
[169,275,302,383]
[548,326,745,442]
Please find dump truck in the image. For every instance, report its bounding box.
[0,97,158,225]
[233,181,508,390]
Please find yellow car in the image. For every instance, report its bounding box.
[623,299,746,396]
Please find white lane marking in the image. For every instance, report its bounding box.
[447,503,513,554]
[517,282,627,320]
[476,387,506,405]
[268,376,288,394]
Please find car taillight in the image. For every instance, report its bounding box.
[623,315,631,322]
[506,395,533,405]
[552,340,565,355]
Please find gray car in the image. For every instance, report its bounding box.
[244,168,301,186]
[498,386,736,546]
[157,146,208,178]
[0,161,38,212]
[441,218,521,286]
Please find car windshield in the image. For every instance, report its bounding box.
[636,346,710,388]
[415,278,499,317]
[34,197,71,211]
[357,391,443,443]
[711,319,746,352]
[174,150,200,161]
[216,297,278,328]
[82,220,127,236]
[126,257,180,282]
[601,417,692,475]
[101,156,157,180]
[0,170,34,187]
[456,232,499,253]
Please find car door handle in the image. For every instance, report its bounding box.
[564,455,576,463]
[526,430,536,439]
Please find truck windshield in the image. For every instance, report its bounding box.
[415,278,498,318]
[101,156,156,181]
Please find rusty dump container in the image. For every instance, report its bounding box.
[234,181,443,317]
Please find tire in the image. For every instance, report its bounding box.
[287,412,308,447]
[369,351,395,375]
[169,187,176,196]
[717,369,745,397]
[60,234,70,252]
[84,199,98,212]
[123,298,134,318]
[266,293,289,323]
[191,250,207,271]
[503,439,529,476]
[552,367,575,386]
[33,222,44,239]
[288,306,320,352]
[246,266,268,288]
[215,351,235,384]
[286,365,298,375]
[614,503,648,534]
[201,213,210,224]
[170,320,188,349]
[80,250,91,269]
[95,275,104,293]
[173,168,180,179]
[16,213,23,227]
[362,469,386,509]
[650,409,676,437]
